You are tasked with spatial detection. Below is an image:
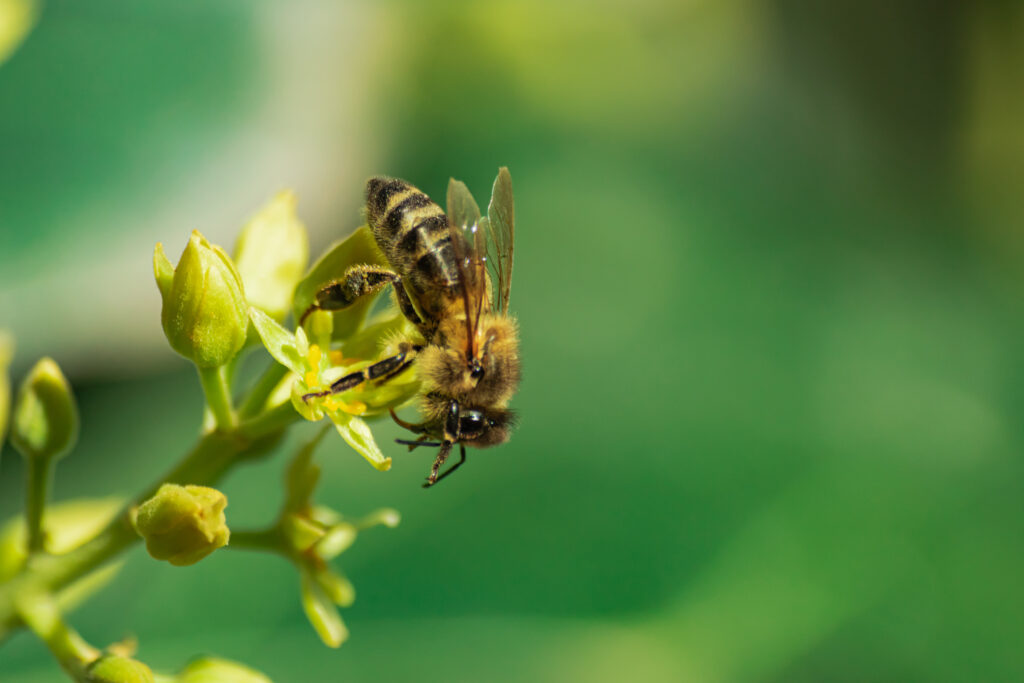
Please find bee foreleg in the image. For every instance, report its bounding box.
[300,265,401,325]
[423,441,454,488]
[392,282,426,328]
[427,444,467,487]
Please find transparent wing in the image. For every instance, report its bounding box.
[446,178,481,236]
[485,167,515,315]
[446,178,489,349]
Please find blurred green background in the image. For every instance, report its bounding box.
[3,0,1024,681]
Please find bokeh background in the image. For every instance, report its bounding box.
[2,1,1024,681]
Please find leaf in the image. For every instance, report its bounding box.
[300,567,349,648]
[329,412,391,471]
[249,307,305,375]
[292,227,388,339]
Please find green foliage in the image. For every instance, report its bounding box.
[0,190,420,680]
[233,190,309,322]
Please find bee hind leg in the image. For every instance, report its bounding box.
[300,265,402,326]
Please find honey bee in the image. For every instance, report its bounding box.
[301,168,519,487]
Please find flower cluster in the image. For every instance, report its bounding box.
[0,189,421,680]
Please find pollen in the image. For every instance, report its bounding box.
[329,349,363,367]
[305,344,323,388]
[308,344,323,373]
[323,397,367,416]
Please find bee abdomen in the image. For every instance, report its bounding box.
[411,239,459,288]
[396,214,449,255]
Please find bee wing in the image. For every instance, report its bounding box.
[485,167,515,315]
[446,178,489,347]
[446,177,482,234]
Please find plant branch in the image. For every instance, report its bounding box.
[15,590,98,682]
[229,527,285,554]
[0,403,300,644]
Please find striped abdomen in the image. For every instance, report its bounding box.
[365,177,461,321]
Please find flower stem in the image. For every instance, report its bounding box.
[15,590,98,682]
[198,365,236,430]
[0,404,298,644]
[25,456,54,555]
[229,527,285,553]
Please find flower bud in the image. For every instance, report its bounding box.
[178,657,271,683]
[9,357,78,462]
[155,231,248,368]
[85,655,154,683]
[0,331,12,446]
[234,190,309,322]
[134,484,229,566]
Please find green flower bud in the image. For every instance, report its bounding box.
[155,231,248,369]
[234,190,309,322]
[0,331,12,447]
[85,655,154,683]
[134,484,229,566]
[178,657,272,683]
[10,357,78,462]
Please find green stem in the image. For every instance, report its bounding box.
[15,590,98,681]
[0,406,298,643]
[237,400,302,440]
[238,361,289,419]
[197,365,236,430]
[25,456,54,555]
[229,527,285,553]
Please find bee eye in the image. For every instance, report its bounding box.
[470,366,485,380]
[459,413,485,436]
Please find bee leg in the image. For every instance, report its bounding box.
[301,345,420,400]
[423,441,454,488]
[392,282,426,329]
[390,408,427,433]
[371,343,423,386]
[429,444,467,486]
[299,265,401,326]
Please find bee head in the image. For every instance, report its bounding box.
[452,406,517,448]
[414,395,516,449]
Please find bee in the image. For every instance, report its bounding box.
[301,168,519,487]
